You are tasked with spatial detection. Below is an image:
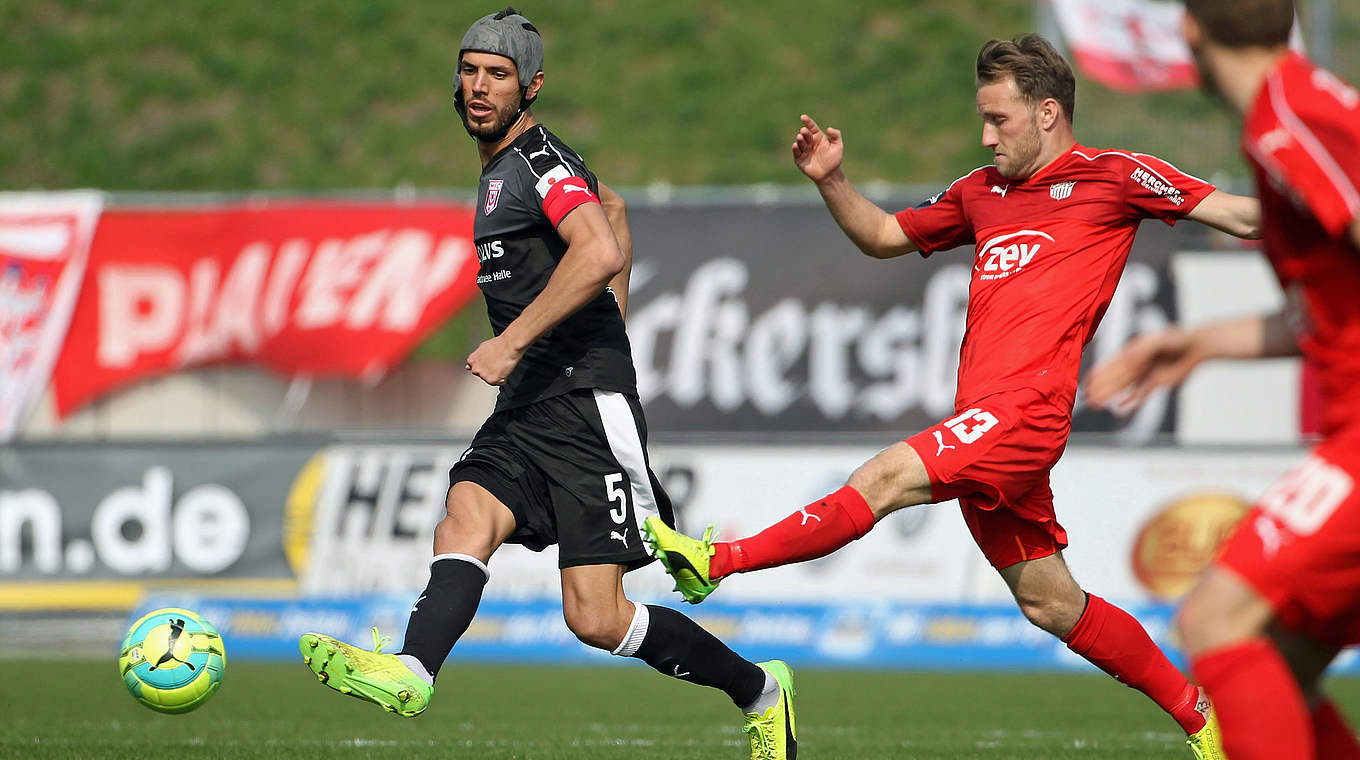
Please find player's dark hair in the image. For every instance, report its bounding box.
[976,34,1077,126]
[1184,0,1294,48]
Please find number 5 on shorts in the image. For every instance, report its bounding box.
[942,408,999,445]
[605,473,628,525]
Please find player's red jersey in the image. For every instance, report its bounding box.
[1244,51,1360,437]
[896,145,1214,412]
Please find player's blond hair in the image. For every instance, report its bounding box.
[976,34,1077,126]
[1184,0,1294,48]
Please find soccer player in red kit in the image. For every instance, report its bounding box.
[646,34,1260,758]
[1086,2,1360,758]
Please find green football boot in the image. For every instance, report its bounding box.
[744,660,797,760]
[298,628,433,717]
[643,517,721,604]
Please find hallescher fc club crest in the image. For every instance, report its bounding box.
[485,179,504,215]
[1050,180,1076,201]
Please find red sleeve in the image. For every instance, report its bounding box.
[533,164,600,227]
[1118,152,1216,225]
[1266,118,1360,238]
[894,174,977,256]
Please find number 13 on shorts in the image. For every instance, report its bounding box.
[943,408,1000,444]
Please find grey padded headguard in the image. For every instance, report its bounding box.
[460,7,543,88]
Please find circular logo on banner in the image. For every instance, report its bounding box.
[1131,491,1250,599]
[283,452,328,576]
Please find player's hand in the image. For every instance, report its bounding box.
[1085,328,1200,412]
[465,335,523,387]
[792,114,844,183]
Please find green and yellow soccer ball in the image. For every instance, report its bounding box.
[118,608,226,714]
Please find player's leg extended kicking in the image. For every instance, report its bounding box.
[300,479,511,717]
[302,388,798,759]
[646,391,1222,757]
[301,481,796,758]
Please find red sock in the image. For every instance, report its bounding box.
[1062,594,1205,734]
[1314,699,1360,759]
[1192,638,1315,760]
[711,486,876,579]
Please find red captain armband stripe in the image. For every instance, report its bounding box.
[541,175,599,227]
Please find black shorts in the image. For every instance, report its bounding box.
[449,388,674,570]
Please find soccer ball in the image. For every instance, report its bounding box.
[118,607,226,714]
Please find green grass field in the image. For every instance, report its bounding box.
[6,661,1360,759]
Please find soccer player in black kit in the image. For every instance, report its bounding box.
[298,8,797,759]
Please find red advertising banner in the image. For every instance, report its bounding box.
[52,202,480,416]
[0,192,102,439]
[1050,0,1198,92]
[1049,0,1303,94]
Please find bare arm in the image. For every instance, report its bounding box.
[1186,189,1262,239]
[1352,217,1360,250]
[597,182,632,319]
[1085,310,1298,410]
[464,202,624,386]
[792,114,919,259]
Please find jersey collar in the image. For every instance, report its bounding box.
[1024,141,1081,185]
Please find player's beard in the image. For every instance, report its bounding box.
[462,93,525,144]
[997,114,1043,179]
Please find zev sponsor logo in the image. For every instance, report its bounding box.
[975,230,1052,281]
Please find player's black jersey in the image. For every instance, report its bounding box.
[474,125,637,411]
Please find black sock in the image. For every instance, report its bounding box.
[630,605,766,708]
[398,555,487,679]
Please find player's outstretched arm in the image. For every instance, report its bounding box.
[465,203,624,386]
[1186,190,1262,239]
[1085,311,1297,411]
[598,182,632,318]
[792,114,919,259]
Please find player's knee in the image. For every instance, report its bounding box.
[562,605,628,651]
[1175,573,1270,655]
[1016,595,1081,636]
[436,483,510,552]
[1175,593,1242,655]
[848,447,932,519]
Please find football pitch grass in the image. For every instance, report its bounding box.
[6,660,1360,759]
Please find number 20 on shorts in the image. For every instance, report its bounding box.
[1258,455,1354,535]
[943,408,1000,445]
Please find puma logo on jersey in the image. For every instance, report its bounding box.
[933,430,956,456]
[976,229,1055,281]
[1256,127,1292,156]
[528,146,551,160]
[610,530,629,547]
[796,505,822,526]
[562,184,591,195]
[990,185,1009,197]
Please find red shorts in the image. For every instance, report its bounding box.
[1217,434,1360,647]
[905,388,1071,570]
